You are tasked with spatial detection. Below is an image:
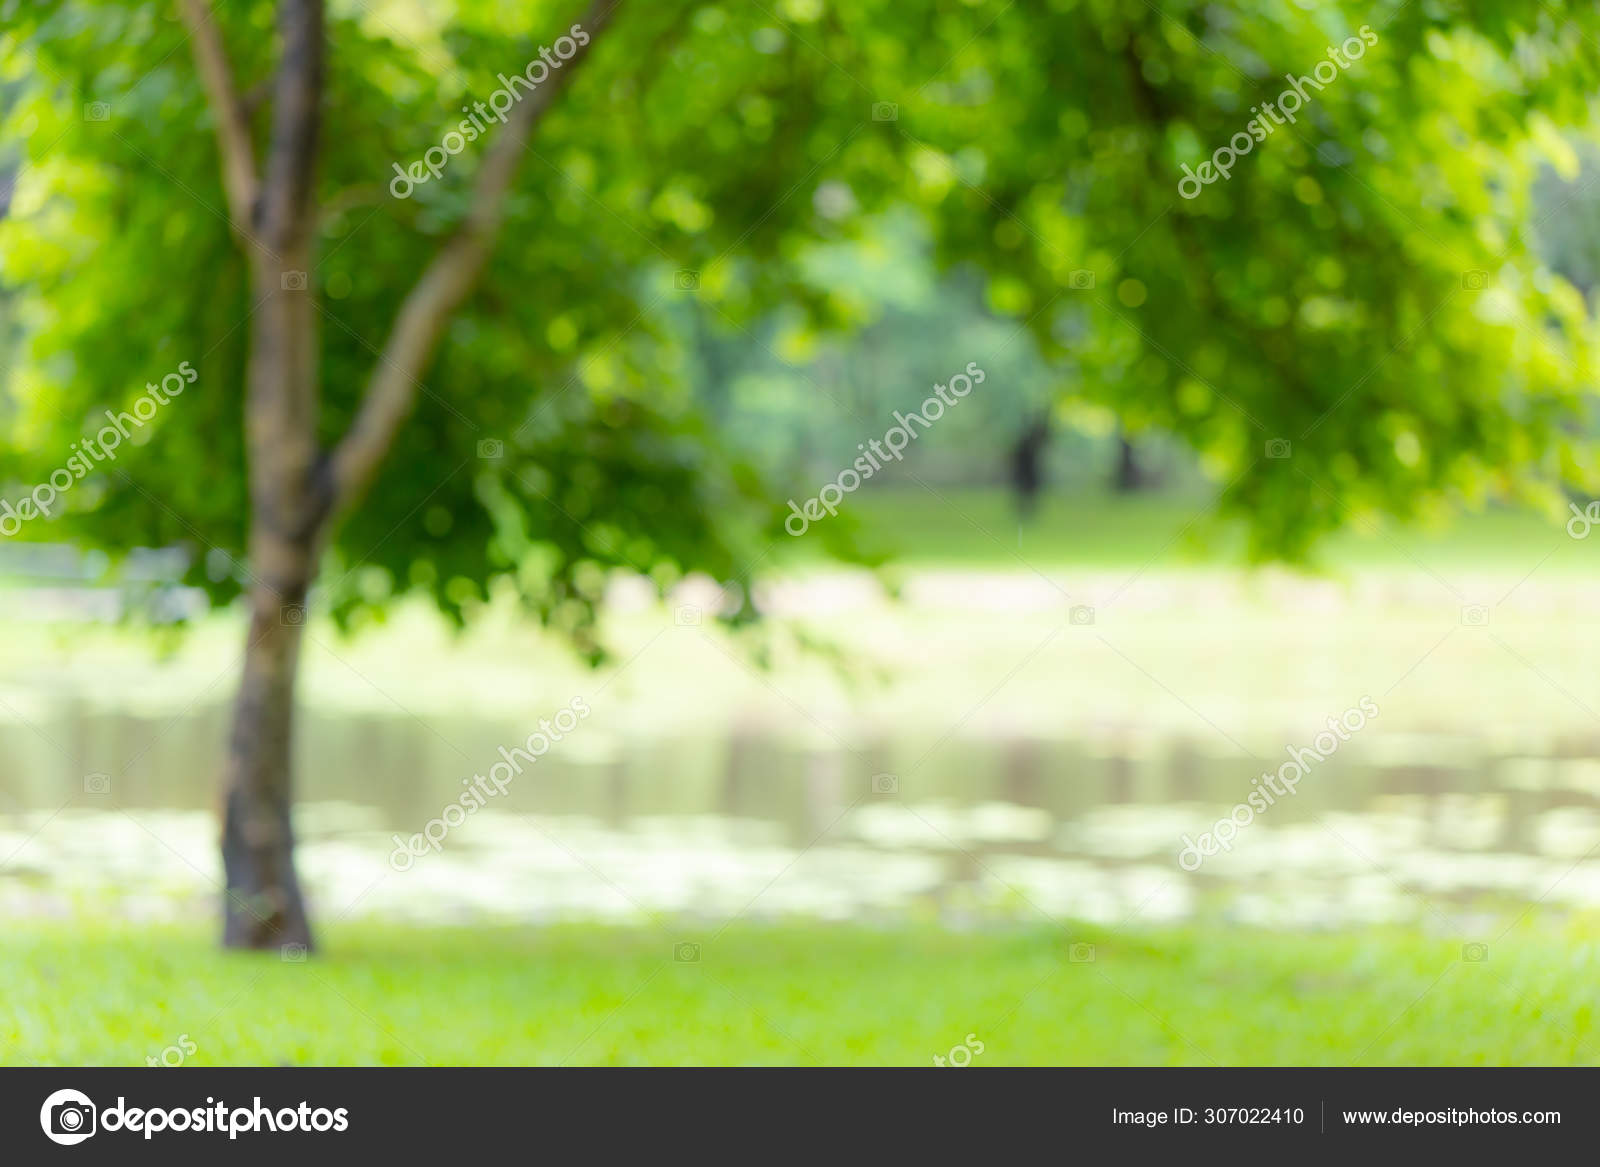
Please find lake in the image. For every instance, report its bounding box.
[4,566,1599,932]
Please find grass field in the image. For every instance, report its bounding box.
[7,920,1598,1066]
[841,488,1586,572]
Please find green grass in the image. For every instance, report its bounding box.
[7,920,1599,1065]
[842,487,1585,571]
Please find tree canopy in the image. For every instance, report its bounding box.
[4,0,1599,609]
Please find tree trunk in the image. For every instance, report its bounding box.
[222,245,328,950]
[1010,412,1051,518]
[221,559,315,950]
[1112,431,1143,492]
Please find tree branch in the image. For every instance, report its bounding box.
[328,0,623,513]
[179,0,259,237]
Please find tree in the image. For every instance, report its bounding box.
[179,0,620,949]
[169,0,628,950]
[5,0,1600,950]
[1010,411,1051,516]
[1109,429,1144,494]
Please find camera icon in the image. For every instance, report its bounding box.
[51,1101,94,1134]
[871,773,899,795]
[871,101,899,121]
[1069,942,1096,963]
[1460,604,1490,627]
[477,438,504,460]
[1265,438,1292,459]
[281,270,308,291]
[281,942,308,963]
[1068,269,1095,290]
[1462,270,1489,290]
[42,1090,97,1145]
[83,772,111,795]
[674,942,700,963]
[280,603,307,627]
[675,604,702,627]
[1069,605,1095,626]
[83,102,110,122]
[1461,942,1489,962]
[674,269,700,291]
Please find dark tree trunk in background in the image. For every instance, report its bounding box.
[1010,412,1051,518]
[1111,426,1162,492]
[1112,429,1143,492]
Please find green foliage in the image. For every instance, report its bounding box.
[2,0,1600,626]
[858,0,1600,559]
[0,0,877,638]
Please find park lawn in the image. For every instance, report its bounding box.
[5,920,1598,1066]
[837,487,1584,572]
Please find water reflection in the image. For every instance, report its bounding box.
[3,705,1600,928]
